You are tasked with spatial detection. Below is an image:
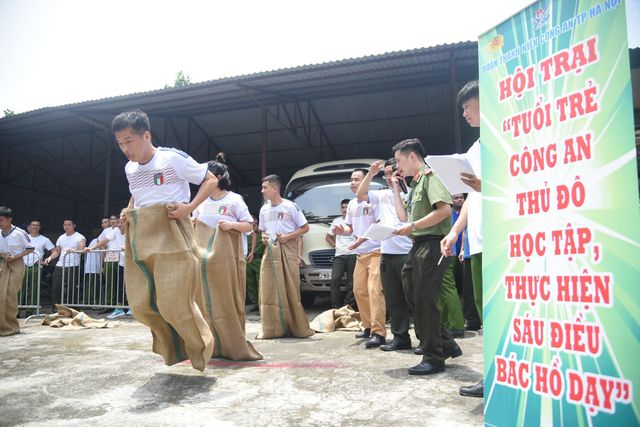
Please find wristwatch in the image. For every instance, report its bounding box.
[411,222,417,232]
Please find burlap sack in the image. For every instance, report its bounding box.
[0,255,25,336]
[42,304,119,329]
[257,239,314,339]
[195,221,262,361]
[309,305,363,333]
[124,205,214,371]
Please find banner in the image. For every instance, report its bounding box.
[479,1,639,426]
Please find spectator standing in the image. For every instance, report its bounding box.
[325,199,357,310]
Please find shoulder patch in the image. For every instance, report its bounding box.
[158,147,189,158]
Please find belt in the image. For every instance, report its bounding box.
[412,234,444,243]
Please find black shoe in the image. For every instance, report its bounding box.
[355,328,371,339]
[414,346,424,355]
[464,322,482,331]
[459,380,484,397]
[364,333,385,348]
[444,342,463,359]
[449,329,465,339]
[380,338,411,352]
[408,361,444,375]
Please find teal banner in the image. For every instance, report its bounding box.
[479,0,639,426]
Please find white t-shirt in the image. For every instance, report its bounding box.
[125,147,208,208]
[259,199,307,241]
[344,198,380,255]
[24,234,54,266]
[0,226,33,257]
[54,232,86,267]
[193,191,253,230]
[84,238,102,274]
[462,139,483,255]
[97,227,115,245]
[108,229,126,267]
[328,216,357,257]
[367,189,413,255]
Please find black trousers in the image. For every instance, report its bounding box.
[330,254,356,309]
[380,253,410,341]
[401,237,454,366]
[51,266,80,308]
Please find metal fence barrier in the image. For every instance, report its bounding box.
[57,249,129,310]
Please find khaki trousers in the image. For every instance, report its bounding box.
[353,251,386,337]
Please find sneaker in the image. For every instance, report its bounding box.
[125,308,133,316]
[107,309,125,319]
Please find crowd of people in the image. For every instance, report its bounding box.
[0,80,486,398]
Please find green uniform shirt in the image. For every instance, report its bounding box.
[407,169,452,237]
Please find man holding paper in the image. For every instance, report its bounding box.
[441,80,484,397]
[356,159,413,352]
[333,168,386,348]
[393,138,462,375]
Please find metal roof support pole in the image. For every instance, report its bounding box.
[450,56,462,153]
[103,132,113,217]
[261,106,268,179]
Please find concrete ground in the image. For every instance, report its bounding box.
[1,297,484,427]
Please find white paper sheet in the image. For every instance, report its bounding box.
[425,154,478,194]
[361,223,397,241]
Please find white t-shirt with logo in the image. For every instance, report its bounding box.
[461,139,483,255]
[328,216,357,257]
[367,189,413,255]
[54,232,86,267]
[193,191,253,230]
[0,226,33,258]
[125,147,208,208]
[259,199,307,241]
[24,234,54,266]
[344,198,380,255]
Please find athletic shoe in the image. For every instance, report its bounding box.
[107,309,125,319]
[126,308,133,316]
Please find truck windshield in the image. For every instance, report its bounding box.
[285,176,386,224]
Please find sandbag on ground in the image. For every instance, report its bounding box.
[309,305,363,333]
[195,221,262,361]
[42,304,119,329]
[257,239,314,339]
[124,205,213,372]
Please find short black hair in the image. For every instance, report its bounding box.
[29,219,41,225]
[384,158,396,167]
[392,138,425,158]
[208,160,231,191]
[63,218,76,225]
[352,168,368,177]
[456,80,479,109]
[262,174,281,188]
[340,199,350,205]
[0,206,12,219]
[111,110,151,135]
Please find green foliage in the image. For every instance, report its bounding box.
[3,109,15,117]
[164,71,192,89]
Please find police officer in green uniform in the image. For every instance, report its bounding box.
[393,138,462,375]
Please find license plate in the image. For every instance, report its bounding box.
[319,272,332,280]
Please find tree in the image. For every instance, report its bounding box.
[3,109,15,117]
[164,71,192,89]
